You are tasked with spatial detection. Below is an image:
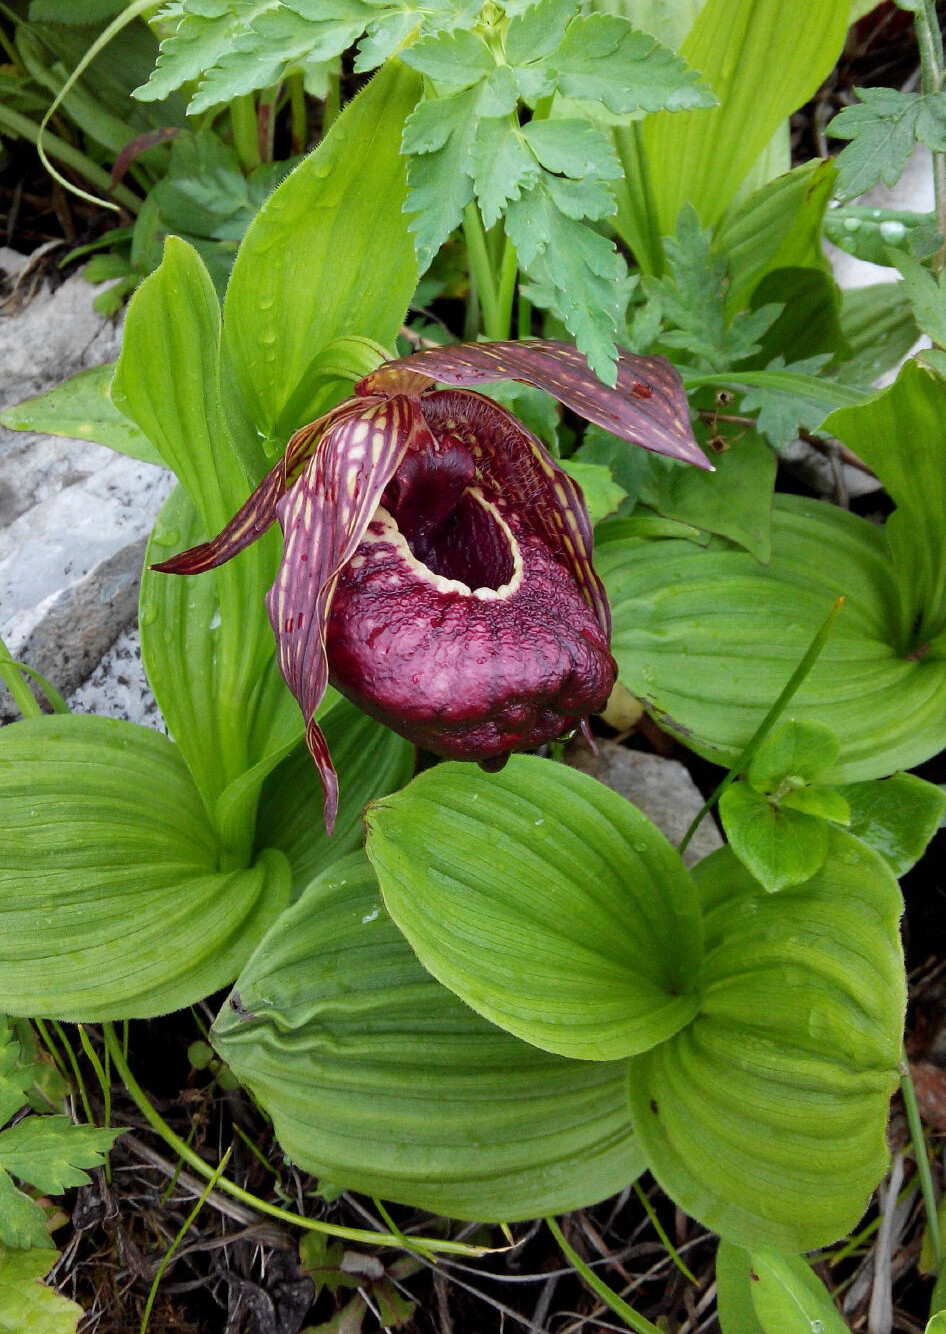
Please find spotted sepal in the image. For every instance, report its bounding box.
[265,396,431,832]
[421,389,612,638]
[364,339,711,471]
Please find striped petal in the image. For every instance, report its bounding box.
[361,339,710,471]
[420,389,611,637]
[266,396,429,832]
[150,399,376,576]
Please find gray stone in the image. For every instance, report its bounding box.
[0,264,173,717]
[566,739,723,868]
[66,625,163,731]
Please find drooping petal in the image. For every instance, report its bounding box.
[266,395,431,832]
[360,339,710,470]
[420,388,612,636]
[150,399,378,576]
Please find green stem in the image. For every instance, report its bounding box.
[322,63,341,135]
[495,236,518,342]
[52,1022,94,1126]
[230,94,261,173]
[0,103,141,213]
[517,287,532,339]
[900,1048,944,1275]
[915,0,946,271]
[631,1181,697,1285]
[678,595,845,855]
[102,1025,491,1257]
[546,1217,663,1334]
[0,631,41,719]
[463,201,500,338]
[141,1147,232,1334]
[287,71,307,154]
[257,82,279,164]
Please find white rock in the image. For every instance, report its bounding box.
[566,739,723,868]
[66,625,163,731]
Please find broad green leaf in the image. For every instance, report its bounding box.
[638,429,775,561]
[718,783,830,892]
[780,785,851,824]
[141,484,299,834]
[212,853,644,1221]
[0,1172,48,1250]
[0,363,161,467]
[113,237,244,534]
[640,0,849,232]
[927,1314,946,1334]
[628,834,904,1250]
[749,719,840,791]
[748,268,848,365]
[558,459,627,525]
[826,206,941,269]
[0,1118,119,1195]
[828,87,946,202]
[0,715,290,1020]
[716,1240,764,1334]
[749,1250,849,1333]
[825,359,946,646]
[717,1243,848,1334]
[255,696,415,897]
[714,159,836,310]
[0,1245,81,1328]
[597,494,946,781]
[223,60,421,456]
[365,757,703,1061]
[838,773,946,875]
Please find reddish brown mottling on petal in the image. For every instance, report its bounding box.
[420,389,611,637]
[150,461,287,575]
[265,395,435,831]
[355,366,435,399]
[361,339,711,471]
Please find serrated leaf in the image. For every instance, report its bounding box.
[628,834,904,1250]
[0,1027,33,1129]
[892,250,946,347]
[749,719,841,791]
[134,1,273,104]
[505,0,579,72]
[719,783,830,891]
[733,355,839,451]
[401,28,494,87]
[366,757,704,1061]
[558,459,627,525]
[213,853,644,1221]
[0,1244,81,1329]
[546,14,714,115]
[0,1118,119,1196]
[0,1172,48,1251]
[838,773,946,875]
[0,715,290,1020]
[404,70,518,265]
[521,119,621,180]
[828,87,946,202]
[597,494,946,781]
[471,119,540,229]
[505,178,625,382]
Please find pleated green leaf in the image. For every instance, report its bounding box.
[255,696,415,898]
[365,757,703,1061]
[222,60,421,462]
[141,484,301,845]
[628,834,904,1250]
[0,715,290,1020]
[212,854,644,1222]
[641,0,850,233]
[0,362,162,467]
[824,358,946,645]
[597,494,946,781]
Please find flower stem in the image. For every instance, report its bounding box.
[0,103,141,214]
[900,1049,944,1275]
[495,236,518,342]
[102,1024,492,1257]
[463,201,501,338]
[546,1217,663,1334]
[287,71,307,154]
[914,0,946,271]
[257,82,280,164]
[677,596,845,855]
[322,63,342,135]
[230,94,261,173]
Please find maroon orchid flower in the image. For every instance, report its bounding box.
[153,339,708,832]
